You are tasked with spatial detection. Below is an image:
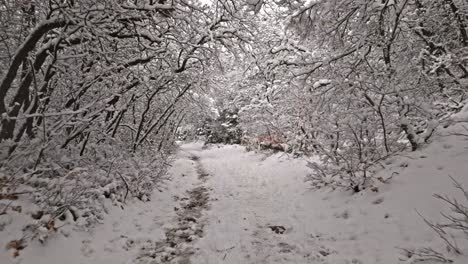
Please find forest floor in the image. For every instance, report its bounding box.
[2,132,468,264]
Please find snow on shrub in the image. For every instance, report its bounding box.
[0,136,174,246]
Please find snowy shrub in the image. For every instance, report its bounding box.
[399,247,454,264]
[228,0,468,191]
[402,177,468,263]
[1,135,174,231]
[204,109,243,145]
[423,177,468,254]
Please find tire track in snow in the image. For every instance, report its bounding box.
[135,154,211,264]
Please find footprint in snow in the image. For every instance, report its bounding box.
[442,143,452,149]
[372,197,384,205]
[334,210,350,219]
[277,242,296,253]
[80,240,94,257]
[112,221,120,232]
[268,225,286,234]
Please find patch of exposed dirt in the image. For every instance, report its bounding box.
[191,155,210,182]
[135,155,211,264]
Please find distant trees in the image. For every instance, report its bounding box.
[203,108,243,145]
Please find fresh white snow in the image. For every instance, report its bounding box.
[1,132,468,264]
[190,137,468,264]
[0,148,200,264]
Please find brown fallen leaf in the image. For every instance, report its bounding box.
[6,239,26,251]
[47,220,57,231]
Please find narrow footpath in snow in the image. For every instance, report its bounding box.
[181,140,468,264]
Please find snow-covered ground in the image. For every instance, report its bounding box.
[0,148,203,264]
[191,136,468,264]
[1,132,468,264]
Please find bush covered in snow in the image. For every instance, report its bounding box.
[203,109,243,145]
[225,0,468,191]
[401,177,468,263]
[0,136,174,235]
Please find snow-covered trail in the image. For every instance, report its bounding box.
[2,138,468,264]
[1,143,210,264]
[183,140,468,264]
[186,143,319,264]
